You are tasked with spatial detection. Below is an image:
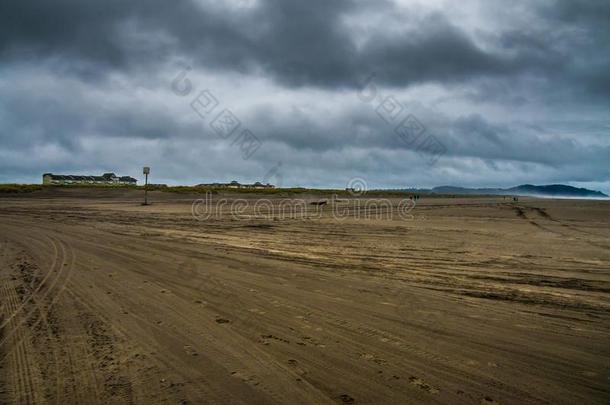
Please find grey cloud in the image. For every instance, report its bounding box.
[1,0,609,194]
[442,114,610,170]
[3,0,608,92]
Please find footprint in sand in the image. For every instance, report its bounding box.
[337,394,355,403]
[183,345,198,357]
[359,353,386,365]
[409,376,439,394]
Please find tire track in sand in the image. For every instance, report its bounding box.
[0,231,76,403]
[0,282,40,404]
[0,235,72,358]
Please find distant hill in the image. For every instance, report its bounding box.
[430,184,608,198]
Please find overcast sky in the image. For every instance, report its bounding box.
[1,0,609,192]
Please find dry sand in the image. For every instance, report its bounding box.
[0,188,609,404]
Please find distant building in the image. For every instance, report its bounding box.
[42,172,137,186]
[197,180,275,189]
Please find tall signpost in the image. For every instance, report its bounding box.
[143,166,150,206]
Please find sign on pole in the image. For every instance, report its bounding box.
[143,167,150,205]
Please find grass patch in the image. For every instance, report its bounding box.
[0,183,436,198]
[151,185,358,196]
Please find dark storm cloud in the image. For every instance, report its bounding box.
[3,0,607,90]
[442,114,610,171]
[508,0,610,100]
[1,0,609,192]
[0,0,357,84]
[242,104,608,174]
[551,0,610,99]
[547,0,610,24]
